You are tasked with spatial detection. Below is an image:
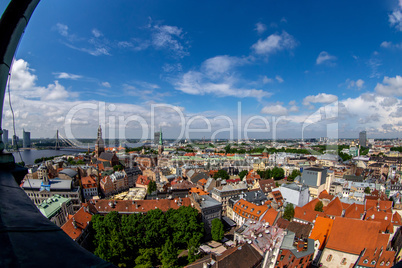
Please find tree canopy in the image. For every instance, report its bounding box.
[283,203,295,221]
[211,218,225,241]
[147,180,157,194]
[213,169,229,180]
[314,201,324,212]
[239,170,248,180]
[91,206,204,267]
[288,169,301,182]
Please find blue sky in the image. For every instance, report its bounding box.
[1,0,402,140]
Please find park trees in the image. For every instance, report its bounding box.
[283,203,295,221]
[211,218,224,241]
[91,206,204,267]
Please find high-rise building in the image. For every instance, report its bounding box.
[23,129,31,148]
[95,125,105,158]
[359,131,367,147]
[2,129,8,145]
[12,135,19,147]
[154,131,160,145]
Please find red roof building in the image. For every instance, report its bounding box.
[320,218,386,268]
[61,206,92,247]
[89,197,191,215]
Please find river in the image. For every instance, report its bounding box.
[12,149,86,165]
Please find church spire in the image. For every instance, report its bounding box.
[95,125,105,158]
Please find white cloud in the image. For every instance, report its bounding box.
[202,55,249,77]
[381,41,392,48]
[275,75,284,83]
[389,0,402,31]
[263,76,273,84]
[341,94,401,133]
[10,59,75,101]
[175,71,271,99]
[41,81,70,101]
[375,75,402,96]
[380,97,398,107]
[101,82,111,88]
[261,104,288,115]
[53,72,83,80]
[303,93,338,106]
[380,41,402,49]
[289,105,299,112]
[55,23,69,37]
[255,22,267,34]
[92,28,103,38]
[251,31,297,55]
[346,79,364,89]
[355,79,364,89]
[10,59,37,91]
[390,106,402,117]
[316,51,337,65]
[151,24,188,58]
[289,100,296,106]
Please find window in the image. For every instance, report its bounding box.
[280,255,284,261]
[380,261,384,266]
[326,255,333,262]
[363,259,368,264]
[341,258,347,265]
[371,260,376,265]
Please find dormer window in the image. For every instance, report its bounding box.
[371,260,376,265]
[380,261,384,266]
[251,208,254,212]
[363,259,368,264]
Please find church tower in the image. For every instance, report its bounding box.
[95,125,105,158]
[158,128,164,155]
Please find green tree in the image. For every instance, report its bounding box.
[272,167,285,180]
[338,152,352,162]
[211,218,225,241]
[239,170,248,180]
[314,201,324,212]
[113,165,123,171]
[283,203,295,221]
[160,239,178,268]
[17,161,25,166]
[214,169,229,180]
[135,248,158,268]
[187,235,201,263]
[288,169,301,182]
[364,187,371,194]
[147,180,157,194]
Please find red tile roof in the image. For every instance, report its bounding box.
[136,175,150,186]
[344,203,365,219]
[392,212,402,226]
[309,216,333,250]
[318,190,334,201]
[325,218,383,255]
[233,199,268,221]
[260,208,278,225]
[323,197,343,217]
[61,207,92,241]
[357,248,395,268]
[81,175,97,189]
[90,197,191,214]
[275,217,290,229]
[189,187,209,195]
[294,206,326,223]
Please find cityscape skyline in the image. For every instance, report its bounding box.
[0,1,401,140]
